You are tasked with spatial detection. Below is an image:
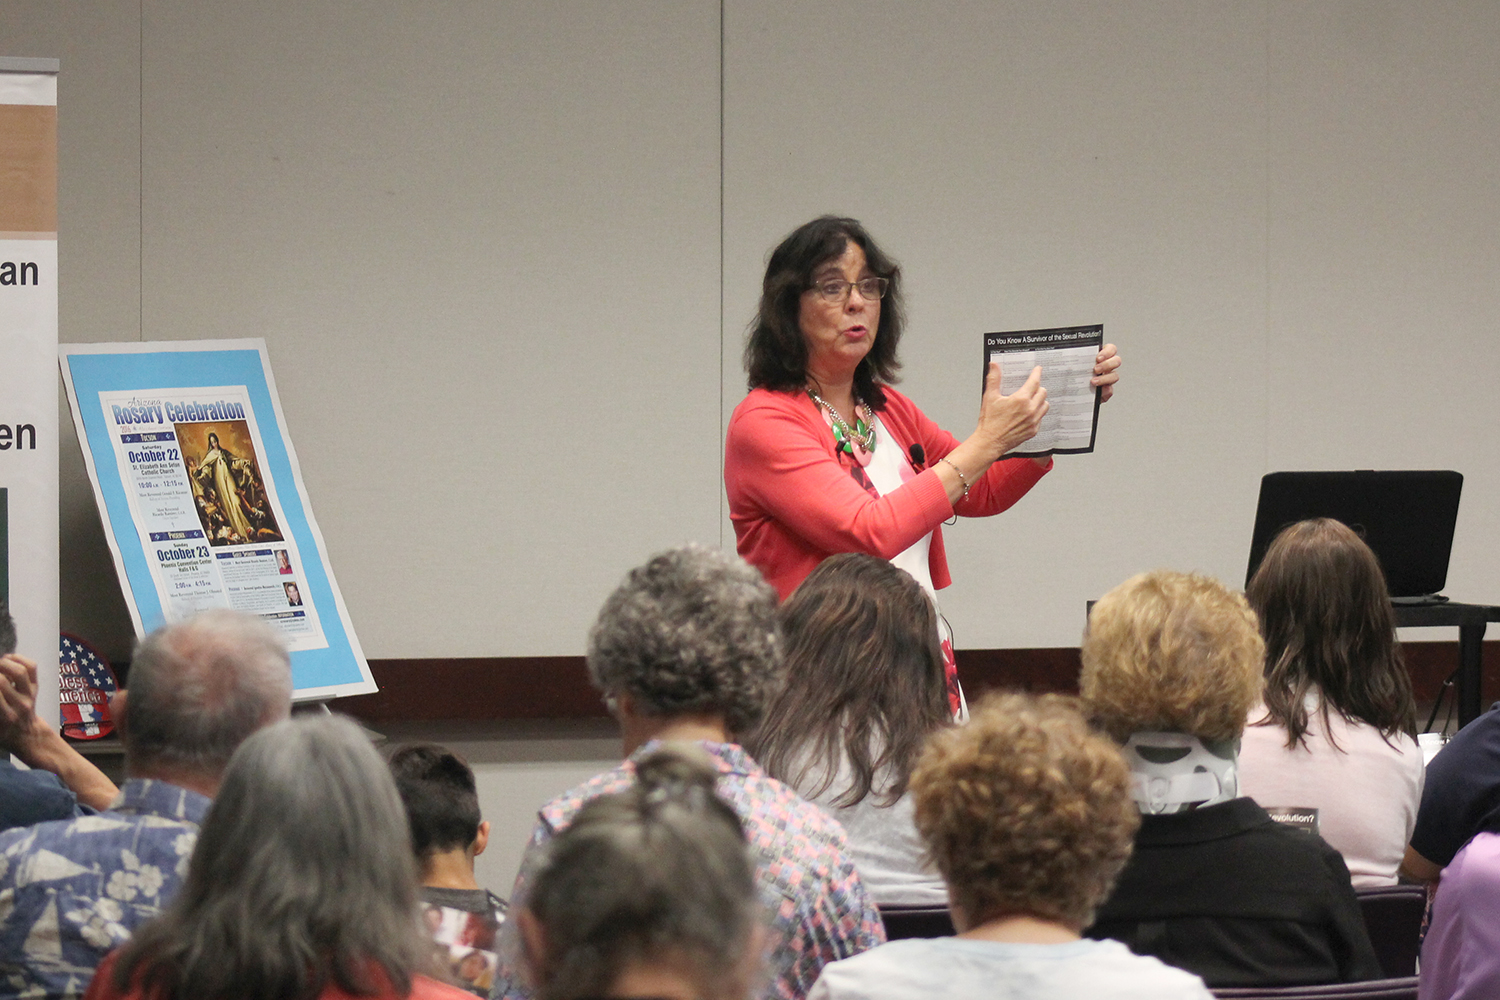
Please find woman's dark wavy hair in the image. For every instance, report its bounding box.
[1247,518,1418,749]
[744,216,905,410]
[745,554,950,808]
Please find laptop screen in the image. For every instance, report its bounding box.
[1246,471,1463,598]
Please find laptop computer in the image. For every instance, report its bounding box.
[1245,471,1464,601]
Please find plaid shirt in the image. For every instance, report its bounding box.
[0,779,208,1000]
[494,741,885,1000]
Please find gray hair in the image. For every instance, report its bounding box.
[111,714,431,1000]
[124,609,292,778]
[587,545,783,735]
[525,746,760,1000]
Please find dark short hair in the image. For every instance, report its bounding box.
[0,603,15,656]
[389,743,483,857]
[744,216,905,410]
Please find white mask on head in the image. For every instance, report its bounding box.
[1122,731,1239,815]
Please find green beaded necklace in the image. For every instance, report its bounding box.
[808,391,875,456]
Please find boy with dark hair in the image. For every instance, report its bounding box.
[390,743,506,997]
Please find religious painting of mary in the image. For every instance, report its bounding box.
[175,420,284,546]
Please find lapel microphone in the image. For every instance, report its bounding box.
[909,443,926,471]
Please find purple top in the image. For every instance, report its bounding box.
[1419,832,1500,1000]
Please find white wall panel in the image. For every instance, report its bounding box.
[1266,0,1500,614]
[138,1,723,656]
[724,1,1270,648]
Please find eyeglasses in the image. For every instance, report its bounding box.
[809,276,889,304]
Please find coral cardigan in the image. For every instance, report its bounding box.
[725,386,1050,599]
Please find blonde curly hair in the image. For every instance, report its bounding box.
[1080,570,1265,744]
[910,692,1140,930]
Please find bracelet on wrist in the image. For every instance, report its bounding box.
[939,457,971,501]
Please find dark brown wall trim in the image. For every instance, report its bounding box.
[342,656,606,722]
[338,641,1500,724]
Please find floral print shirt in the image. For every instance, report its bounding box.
[0,779,209,1000]
[493,741,886,1000]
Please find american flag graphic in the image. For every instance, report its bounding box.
[59,634,119,741]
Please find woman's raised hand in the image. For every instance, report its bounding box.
[978,361,1048,459]
[934,361,1050,506]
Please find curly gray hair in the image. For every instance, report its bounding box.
[587,545,783,735]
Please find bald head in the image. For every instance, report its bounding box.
[124,609,292,783]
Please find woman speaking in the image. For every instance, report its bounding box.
[725,216,1119,703]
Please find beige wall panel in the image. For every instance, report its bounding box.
[724,2,1270,648]
[1266,0,1500,613]
[138,2,722,657]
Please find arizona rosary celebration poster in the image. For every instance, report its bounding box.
[60,340,374,700]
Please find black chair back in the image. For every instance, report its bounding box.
[1355,884,1426,979]
[1212,977,1418,999]
[877,904,955,940]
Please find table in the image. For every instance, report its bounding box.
[1392,602,1500,728]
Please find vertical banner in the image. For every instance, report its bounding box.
[0,58,60,723]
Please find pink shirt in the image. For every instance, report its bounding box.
[1237,699,1424,887]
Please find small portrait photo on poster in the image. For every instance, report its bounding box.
[284,581,303,607]
[275,549,293,574]
[176,420,283,547]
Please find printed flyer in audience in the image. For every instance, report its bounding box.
[59,340,375,701]
[94,385,326,651]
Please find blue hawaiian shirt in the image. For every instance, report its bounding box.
[0,778,209,1000]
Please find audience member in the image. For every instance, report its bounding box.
[0,604,118,831]
[82,714,472,1000]
[495,544,883,1000]
[1416,831,1500,1000]
[1402,704,1500,884]
[746,554,950,905]
[0,609,292,1000]
[1237,519,1424,887]
[391,743,508,996]
[1081,570,1382,988]
[809,692,1212,1000]
[517,746,762,1000]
